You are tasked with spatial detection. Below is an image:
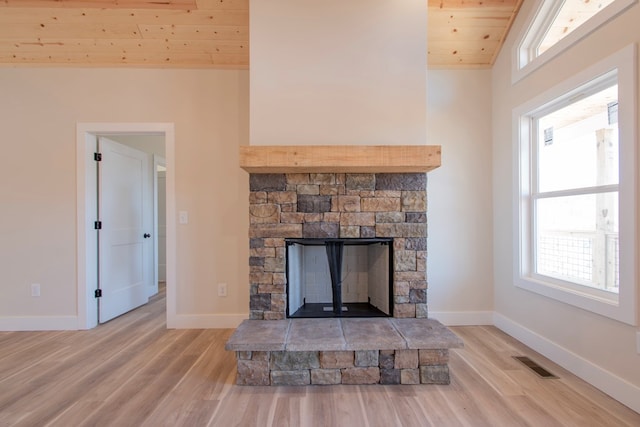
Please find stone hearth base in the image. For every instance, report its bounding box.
[225,318,463,386]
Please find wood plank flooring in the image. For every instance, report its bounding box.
[0,287,638,427]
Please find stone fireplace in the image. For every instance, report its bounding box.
[225,0,461,388]
[248,172,429,320]
[225,145,463,387]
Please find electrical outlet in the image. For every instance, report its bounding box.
[636,331,640,354]
[218,283,228,297]
[179,211,189,224]
[31,283,41,297]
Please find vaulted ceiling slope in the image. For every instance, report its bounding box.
[0,0,522,69]
[428,0,523,68]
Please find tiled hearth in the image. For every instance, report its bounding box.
[225,318,463,385]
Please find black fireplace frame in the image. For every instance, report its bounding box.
[285,237,394,318]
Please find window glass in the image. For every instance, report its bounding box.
[537,85,619,193]
[533,81,619,294]
[535,192,619,292]
[537,0,616,55]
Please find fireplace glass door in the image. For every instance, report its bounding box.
[286,238,393,318]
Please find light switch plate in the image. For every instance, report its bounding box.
[179,211,188,224]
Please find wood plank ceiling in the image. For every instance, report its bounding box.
[0,0,523,69]
[428,0,523,68]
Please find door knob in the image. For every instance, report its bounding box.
[143,233,151,238]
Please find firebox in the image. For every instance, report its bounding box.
[286,238,393,318]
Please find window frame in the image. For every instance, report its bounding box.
[512,0,637,83]
[513,44,638,325]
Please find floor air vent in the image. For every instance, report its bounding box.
[513,356,558,379]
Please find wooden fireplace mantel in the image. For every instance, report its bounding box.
[239,145,441,173]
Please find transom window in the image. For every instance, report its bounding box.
[513,0,636,81]
[535,0,616,57]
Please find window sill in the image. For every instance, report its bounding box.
[515,274,636,326]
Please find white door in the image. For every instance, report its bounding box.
[98,137,152,323]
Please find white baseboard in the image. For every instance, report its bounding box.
[429,311,494,326]
[494,312,640,414]
[168,313,247,329]
[0,316,79,331]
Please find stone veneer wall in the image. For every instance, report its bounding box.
[248,173,428,320]
[236,349,450,386]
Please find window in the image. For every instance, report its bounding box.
[514,45,637,325]
[535,83,619,293]
[513,0,637,81]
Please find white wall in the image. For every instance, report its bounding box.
[248,0,494,324]
[0,66,495,331]
[492,0,640,410]
[427,70,495,325]
[0,68,249,330]
[250,0,427,146]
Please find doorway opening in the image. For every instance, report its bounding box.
[76,123,175,330]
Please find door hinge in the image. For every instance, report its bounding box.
[94,289,102,298]
[94,221,102,230]
[94,152,102,162]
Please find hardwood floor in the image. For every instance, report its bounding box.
[0,288,638,427]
